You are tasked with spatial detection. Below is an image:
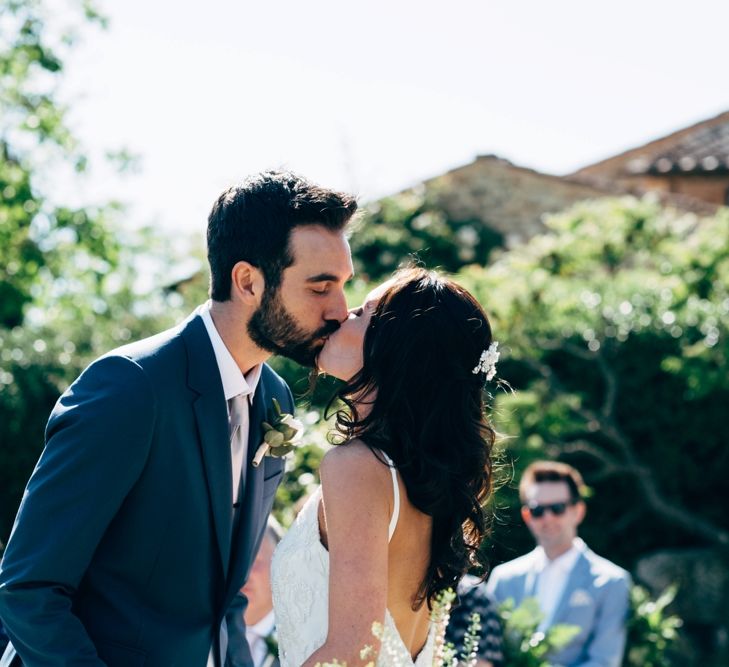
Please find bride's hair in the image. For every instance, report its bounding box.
[333,267,495,609]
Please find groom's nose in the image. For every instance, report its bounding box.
[324,289,349,324]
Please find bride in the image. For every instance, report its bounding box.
[270,267,498,666]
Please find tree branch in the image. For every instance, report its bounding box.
[520,353,729,551]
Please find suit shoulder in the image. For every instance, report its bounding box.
[490,550,539,580]
[60,322,190,409]
[583,547,631,585]
[74,351,153,395]
[107,321,185,366]
[50,353,157,444]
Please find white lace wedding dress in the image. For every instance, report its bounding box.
[270,451,435,667]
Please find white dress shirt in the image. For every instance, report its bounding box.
[246,609,276,667]
[200,302,262,667]
[199,302,262,503]
[534,537,584,630]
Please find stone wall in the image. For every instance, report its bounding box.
[421,155,609,247]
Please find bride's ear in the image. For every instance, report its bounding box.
[231,261,265,305]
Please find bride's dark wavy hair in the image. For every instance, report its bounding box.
[333,267,495,609]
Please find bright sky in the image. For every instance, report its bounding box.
[57,0,729,233]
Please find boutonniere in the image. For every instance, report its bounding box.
[252,398,303,467]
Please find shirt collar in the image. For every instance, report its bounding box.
[248,608,275,639]
[534,537,584,573]
[198,302,262,401]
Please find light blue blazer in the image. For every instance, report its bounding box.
[486,543,631,667]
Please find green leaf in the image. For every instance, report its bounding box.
[263,430,285,446]
[268,444,295,457]
[272,397,282,417]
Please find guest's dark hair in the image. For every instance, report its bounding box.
[207,170,358,300]
[519,460,586,504]
[334,267,496,609]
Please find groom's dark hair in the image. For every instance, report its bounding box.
[207,170,358,300]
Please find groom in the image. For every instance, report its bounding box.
[0,171,357,666]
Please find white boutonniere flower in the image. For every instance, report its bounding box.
[252,398,303,467]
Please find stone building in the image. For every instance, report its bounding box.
[395,110,728,250]
[413,154,611,247]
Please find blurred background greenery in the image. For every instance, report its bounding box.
[1,1,728,664]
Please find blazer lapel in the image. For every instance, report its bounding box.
[524,548,541,599]
[182,314,233,579]
[549,550,592,627]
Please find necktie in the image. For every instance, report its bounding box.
[228,393,249,508]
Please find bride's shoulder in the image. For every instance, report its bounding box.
[319,440,391,496]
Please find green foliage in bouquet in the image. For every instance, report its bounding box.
[624,585,682,667]
[458,612,485,667]
[498,598,581,667]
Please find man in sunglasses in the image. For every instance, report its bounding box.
[486,461,631,667]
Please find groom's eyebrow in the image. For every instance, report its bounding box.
[306,272,354,283]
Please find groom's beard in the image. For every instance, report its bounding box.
[248,287,340,366]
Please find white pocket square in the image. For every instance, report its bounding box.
[569,589,593,607]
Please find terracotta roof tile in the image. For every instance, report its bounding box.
[572,110,729,178]
[629,121,729,174]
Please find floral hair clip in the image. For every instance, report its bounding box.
[472,341,500,381]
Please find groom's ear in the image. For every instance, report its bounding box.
[231,261,265,305]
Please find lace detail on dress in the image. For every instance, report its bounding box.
[270,488,329,666]
[271,455,435,667]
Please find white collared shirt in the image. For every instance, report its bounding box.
[534,537,584,629]
[246,609,276,667]
[200,302,263,667]
[199,301,262,504]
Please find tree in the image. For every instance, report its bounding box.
[460,196,729,563]
[0,0,186,539]
[451,196,728,665]
[350,187,504,281]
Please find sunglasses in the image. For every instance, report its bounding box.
[524,500,575,518]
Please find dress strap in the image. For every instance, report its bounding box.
[379,450,400,542]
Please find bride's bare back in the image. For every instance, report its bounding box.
[316,440,434,663]
[382,463,432,654]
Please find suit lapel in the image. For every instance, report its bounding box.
[524,548,540,599]
[549,550,592,626]
[183,314,233,580]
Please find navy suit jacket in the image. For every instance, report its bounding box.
[486,543,631,667]
[0,313,290,667]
